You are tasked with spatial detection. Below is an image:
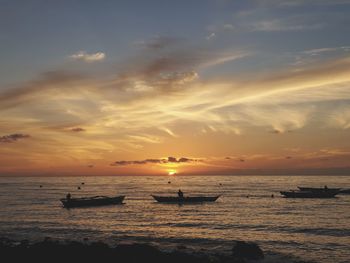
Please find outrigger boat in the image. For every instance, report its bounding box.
[280,190,339,198]
[298,186,341,192]
[151,195,220,203]
[339,189,350,195]
[60,195,125,208]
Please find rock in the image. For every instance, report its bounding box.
[115,243,163,260]
[177,245,187,250]
[89,241,110,249]
[232,241,264,260]
[19,239,29,248]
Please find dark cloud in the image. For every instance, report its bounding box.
[111,156,198,166]
[224,157,245,162]
[145,159,164,164]
[178,157,190,162]
[0,133,30,143]
[270,129,282,134]
[70,127,85,132]
[167,156,177,162]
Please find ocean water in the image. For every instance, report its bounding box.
[0,175,349,262]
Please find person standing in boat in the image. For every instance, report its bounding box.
[178,189,184,198]
[66,193,71,201]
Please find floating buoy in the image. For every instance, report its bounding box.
[168,181,171,184]
[81,182,85,185]
[77,186,81,190]
[39,185,42,188]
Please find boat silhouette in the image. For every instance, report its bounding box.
[60,195,125,208]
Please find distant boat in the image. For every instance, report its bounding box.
[151,195,220,203]
[298,186,341,192]
[280,190,339,198]
[339,189,350,195]
[60,195,125,208]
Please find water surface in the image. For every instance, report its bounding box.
[0,175,349,262]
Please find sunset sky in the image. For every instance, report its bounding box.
[1,0,350,176]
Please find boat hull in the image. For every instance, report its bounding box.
[152,195,220,203]
[298,187,341,192]
[280,191,338,198]
[339,189,350,195]
[60,195,125,208]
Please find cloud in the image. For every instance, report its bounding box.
[128,134,162,144]
[70,127,85,132]
[232,5,338,34]
[1,35,350,161]
[328,106,350,129]
[159,127,178,137]
[111,156,199,166]
[302,47,350,56]
[69,51,105,62]
[0,37,248,114]
[251,19,323,32]
[0,71,84,110]
[256,0,350,7]
[223,24,235,30]
[0,133,30,143]
[206,32,216,40]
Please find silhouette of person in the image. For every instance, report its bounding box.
[324,185,328,190]
[178,189,184,198]
[66,193,71,200]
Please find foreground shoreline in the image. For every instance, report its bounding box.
[0,237,315,263]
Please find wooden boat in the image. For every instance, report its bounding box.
[280,190,338,198]
[60,195,125,208]
[339,189,350,195]
[298,186,341,192]
[152,195,220,203]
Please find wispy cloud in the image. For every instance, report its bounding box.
[0,133,30,143]
[251,18,323,32]
[302,46,350,55]
[0,71,84,110]
[256,0,350,7]
[69,51,105,62]
[1,36,350,165]
[206,32,216,40]
[328,106,350,129]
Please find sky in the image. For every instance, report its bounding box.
[1,0,350,176]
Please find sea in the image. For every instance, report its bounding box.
[0,175,349,263]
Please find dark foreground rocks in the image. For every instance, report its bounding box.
[232,241,264,260]
[0,238,265,263]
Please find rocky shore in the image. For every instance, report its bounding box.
[0,238,314,263]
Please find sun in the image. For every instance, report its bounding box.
[167,170,177,176]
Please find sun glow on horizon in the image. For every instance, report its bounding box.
[167,170,177,176]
